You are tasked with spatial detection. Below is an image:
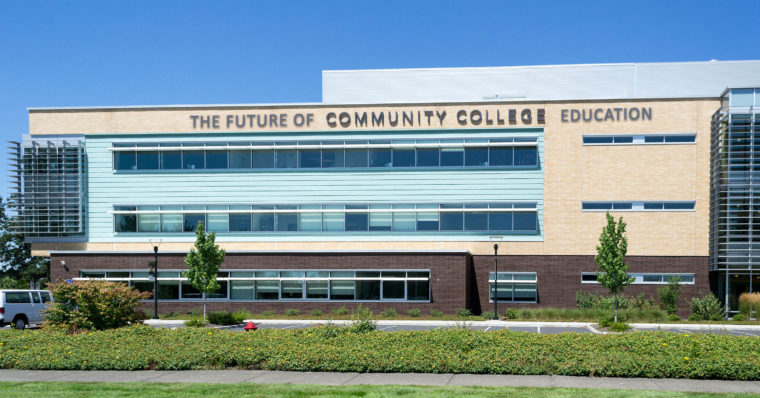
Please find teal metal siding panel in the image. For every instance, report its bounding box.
[85,130,544,242]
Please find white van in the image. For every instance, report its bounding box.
[0,290,53,330]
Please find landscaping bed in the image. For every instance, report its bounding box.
[1,325,759,380]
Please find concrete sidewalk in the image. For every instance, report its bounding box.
[0,369,758,394]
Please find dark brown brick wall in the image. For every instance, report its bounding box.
[49,252,709,316]
[472,255,710,316]
[50,252,469,316]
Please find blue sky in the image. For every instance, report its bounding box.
[0,0,759,198]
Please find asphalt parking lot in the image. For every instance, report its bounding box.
[219,321,760,336]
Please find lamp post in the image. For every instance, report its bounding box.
[490,236,503,320]
[148,239,162,320]
[152,245,158,319]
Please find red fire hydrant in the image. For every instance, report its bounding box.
[244,321,258,331]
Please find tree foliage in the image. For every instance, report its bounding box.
[184,221,226,320]
[44,280,151,331]
[595,212,634,322]
[0,196,49,287]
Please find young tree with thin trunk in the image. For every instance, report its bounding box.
[595,212,634,323]
[184,221,226,321]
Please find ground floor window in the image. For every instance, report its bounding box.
[488,272,537,302]
[581,272,695,285]
[77,269,431,302]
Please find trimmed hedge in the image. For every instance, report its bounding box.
[1,326,759,380]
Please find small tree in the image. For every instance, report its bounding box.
[595,212,634,323]
[184,221,226,321]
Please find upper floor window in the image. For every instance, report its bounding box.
[582,201,695,211]
[582,134,696,145]
[111,137,539,171]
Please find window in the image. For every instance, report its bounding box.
[136,150,159,170]
[392,146,415,167]
[581,272,695,285]
[583,134,696,145]
[114,150,136,170]
[582,202,695,211]
[345,205,368,231]
[137,206,160,232]
[183,149,204,170]
[276,205,298,231]
[489,272,537,302]
[74,269,430,302]
[161,150,181,169]
[5,292,31,303]
[229,150,251,168]
[112,137,539,171]
[113,202,540,234]
[161,206,183,233]
[299,148,321,168]
[253,205,274,231]
[114,206,137,233]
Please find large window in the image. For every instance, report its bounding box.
[78,269,430,302]
[112,137,539,171]
[489,272,537,302]
[112,202,539,234]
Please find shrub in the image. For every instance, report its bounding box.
[667,314,681,321]
[657,276,682,315]
[456,308,472,318]
[739,292,760,318]
[261,310,277,317]
[608,321,631,332]
[207,311,237,325]
[231,310,249,323]
[309,309,323,317]
[44,280,151,331]
[285,309,301,317]
[184,317,206,327]
[348,304,376,333]
[504,308,518,319]
[188,308,202,317]
[430,309,443,318]
[732,313,747,322]
[407,308,421,318]
[687,313,702,322]
[331,306,349,316]
[481,311,495,320]
[690,293,724,321]
[3,325,760,380]
[380,308,398,318]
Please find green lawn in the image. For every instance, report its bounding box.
[0,382,756,398]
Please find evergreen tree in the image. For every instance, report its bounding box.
[184,221,226,321]
[595,212,634,323]
[0,196,49,287]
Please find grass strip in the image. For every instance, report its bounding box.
[0,381,754,398]
[1,325,759,380]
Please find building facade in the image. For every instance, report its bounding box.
[9,61,760,315]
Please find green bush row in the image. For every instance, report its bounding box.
[1,325,759,380]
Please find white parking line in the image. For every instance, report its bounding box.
[537,326,541,334]
[677,329,692,334]
[484,327,491,332]
[378,325,396,331]
[731,330,758,336]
